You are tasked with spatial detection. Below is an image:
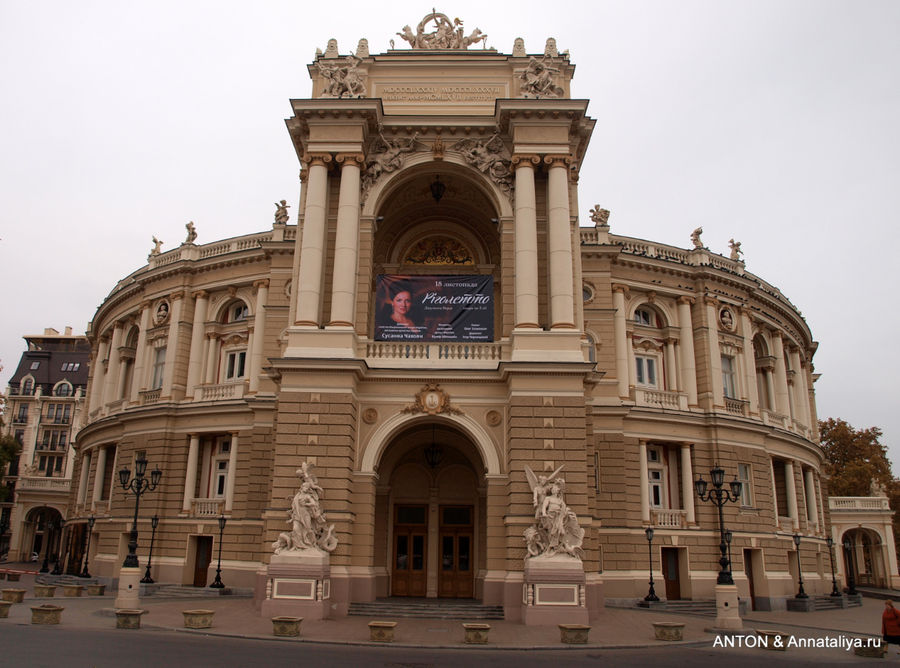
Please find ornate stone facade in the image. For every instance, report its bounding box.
[63,12,829,623]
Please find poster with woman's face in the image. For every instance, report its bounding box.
[374,275,493,342]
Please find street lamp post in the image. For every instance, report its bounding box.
[826,537,841,597]
[51,522,66,575]
[644,527,659,602]
[209,515,226,589]
[80,516,95,578]
[695,464,742,584]
[40,517,56,574]
[843,537,858,596]
[140,515,160,584]
[724,529,734,577]
[118,457,162,568]
[792,534,808,598]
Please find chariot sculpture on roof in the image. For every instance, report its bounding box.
[396,10,487,50]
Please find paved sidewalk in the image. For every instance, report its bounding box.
[0,567,888,651]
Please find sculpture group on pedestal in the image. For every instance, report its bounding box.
[524,465,584,560]
[396,11,487,50]
[272,462,338,555]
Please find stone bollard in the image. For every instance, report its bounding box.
[87,584,106,596]
[369,620,397,642]
[31,604,64,625]
[116,609,145,629]
[756,629,790,651]
[63,585,84,598]
[2,589,26,603]
[34,584,56,598]
[559,624,591,644]
[0,600,11,618]
[7,572,21,582]
[271,616,303,637]
[182,609,215,629]
[653,621,685,641]
[462,623,491,644]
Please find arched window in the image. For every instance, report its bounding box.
[54,382,72,397]
[222,300,249,323]
[21,378,34,395]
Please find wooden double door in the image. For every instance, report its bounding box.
[391,505,473,598]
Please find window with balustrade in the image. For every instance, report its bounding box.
[737,462,753,507]
[721,355,737,398]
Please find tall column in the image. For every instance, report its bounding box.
[77,452,92,506]
[545,156,575,329]
[639,441,650,524]
[512,155,540,328]
[803,468,818,530]
[613,285,629,398]
[680,445,696,524]
[295,154,331,326]
[224,432,239,513]
[129,302,152,402]
[88,338,109,414]
[204,333,219,385]
[248,280,269,393]
[764,367,777,414]
[182,435,200,513]
[161,292,184,397]
[705,297,724,406]
[91,447,107,508]
[677,297,698,406]
[799,360,813,429]
[185,291,209,397]
[771,332,791,416]
[789,348,810,426]
[664,340,678,391]
[740,309,759,413]
[102,322,124,407]
[784,460,799,530]
[329,153,363,327]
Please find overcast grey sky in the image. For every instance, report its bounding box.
[1,1,898,464]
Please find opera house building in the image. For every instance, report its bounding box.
[67,13,828,622]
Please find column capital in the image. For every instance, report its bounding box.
[303,153,333,168]
[543,154,572,167]
[677,295,695,306]
[612,283,630,296]
[139,299,154,311]
[511,153,541,166]
[335,152,365,167]
[299,167,308,183]
[191,289,209,301]
[703,295,719,307]
[253,279,270,290]
[205,332,219,341]
[168,290,186,302]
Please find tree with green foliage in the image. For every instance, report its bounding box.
[820,418,893,496]
[0,434,19,502]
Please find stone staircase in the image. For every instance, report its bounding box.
[813,594,863,610]
[142,584,253,599]
[655,599,717,616]
[35,573,102,586]
[349,598,504,620]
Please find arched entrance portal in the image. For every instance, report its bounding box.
[842,527,888,588]
[375,421,485,599]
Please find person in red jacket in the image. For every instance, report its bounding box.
[882,600,900,650]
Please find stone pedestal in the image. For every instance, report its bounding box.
[260,551,332,621]
[115,567,142,609]
[713,584,743,630]
[522,556,588,626]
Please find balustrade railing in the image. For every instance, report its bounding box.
[651,509,687,528]
[198,383,244,401]
[191,498,224,517]
[828,497,891,511]
[364,341,503,365]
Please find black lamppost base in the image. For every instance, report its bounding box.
[209,574,225,589]
[140,569,154,584]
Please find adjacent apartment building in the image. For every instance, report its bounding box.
[1,327,89,564]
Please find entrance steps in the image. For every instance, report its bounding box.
[35,573,101,586]
[654,599,717,616]
[143,584,253,599]
[813,594,863,610]
[349,598,504,620]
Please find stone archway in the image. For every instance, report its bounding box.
[23,506,64,566]
[371,418,487,599]
[842,527,888,588]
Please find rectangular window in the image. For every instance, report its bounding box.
[151,347,166,389]
[30,361,40,370]
[721,355,736,398]
[635,356,657,387]
[737,462,753,507]
[225,351,246,380]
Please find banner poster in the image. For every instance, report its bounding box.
[374,274,493,342]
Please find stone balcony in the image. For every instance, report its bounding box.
[651,509,688,529]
